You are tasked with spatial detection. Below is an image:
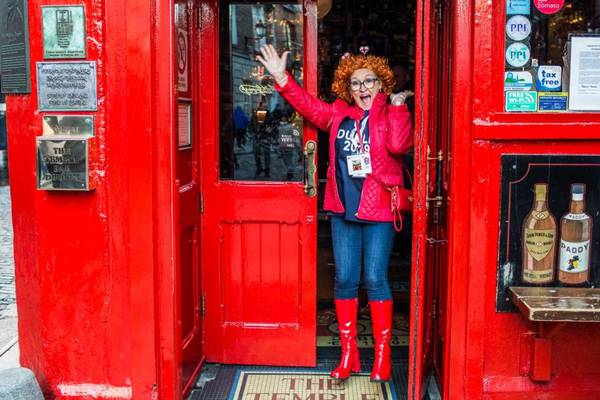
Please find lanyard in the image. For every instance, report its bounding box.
[354,119,366,153]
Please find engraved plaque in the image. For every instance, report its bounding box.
[0,0,31,93]
[37,62,97,111]
[43,115,94,136]
[37,136,93,190]
[42,6,87,59]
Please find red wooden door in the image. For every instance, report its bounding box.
[175,0,204,393]
[409,0,443,396]
[199,0,319,366]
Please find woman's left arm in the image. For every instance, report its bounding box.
[386,104,414,155]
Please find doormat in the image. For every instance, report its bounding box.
[317,306,409,348]
[230,370,397,400]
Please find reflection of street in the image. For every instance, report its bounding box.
[233,138,302,182]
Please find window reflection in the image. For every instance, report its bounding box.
[220,2,304,181]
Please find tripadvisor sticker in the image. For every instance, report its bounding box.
[505,91,538,112]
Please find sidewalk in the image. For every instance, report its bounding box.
[0,185,19,369]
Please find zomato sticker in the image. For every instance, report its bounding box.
[534,0,564,14]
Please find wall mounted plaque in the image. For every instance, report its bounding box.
[36,135,94,191]
[42,5,86,59]
[43,115,94,136]
[0,0,31,93]
[37,62,97,111]
[178,102,192,148]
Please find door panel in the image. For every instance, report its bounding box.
[175,0,203,394]
[410,0,440,397]
[200,0,318,366]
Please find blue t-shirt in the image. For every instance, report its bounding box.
[334,112,371,222]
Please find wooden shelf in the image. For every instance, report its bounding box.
[509,286,600,323]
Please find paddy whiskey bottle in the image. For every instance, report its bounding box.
[559,184,592,285]
[522,183,557,284]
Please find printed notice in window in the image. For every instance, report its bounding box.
[569,35,600,111]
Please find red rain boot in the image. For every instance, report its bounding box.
[369,300,393,382]
[330,298,361,380]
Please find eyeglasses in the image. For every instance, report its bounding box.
[349,77,379,91]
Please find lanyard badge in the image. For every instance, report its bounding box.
[346,119,372,178]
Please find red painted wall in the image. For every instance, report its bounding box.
[7,0,177,398]
[445,0,600,398]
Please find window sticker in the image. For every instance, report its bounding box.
[533,0,565,14]
[506,15,531,42]
[506,42,531,68]
[505,71,534,91]
[506,0,531,15]
[538,92,568,111]
[536,65,562,91]
[505,90,538,111]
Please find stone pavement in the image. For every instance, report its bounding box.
[0,185,19,369]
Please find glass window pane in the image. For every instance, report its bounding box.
[220,2,304,181]
[504,0,600,112]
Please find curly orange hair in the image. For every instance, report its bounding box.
[331,54,395,104]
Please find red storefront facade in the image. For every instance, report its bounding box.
[6,0,600,399]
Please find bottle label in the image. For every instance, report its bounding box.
[524,228,555,261]
[563,213,590,221]
[559,240,590,273]
[523,269,554,283]
[532,211,550,220]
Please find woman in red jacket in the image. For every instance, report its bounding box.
[258,45,413,382]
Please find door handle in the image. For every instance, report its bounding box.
[303,140,317,197]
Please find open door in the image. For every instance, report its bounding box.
[199,0,319,366]
[175,0,204,394]
[409,0,449,397]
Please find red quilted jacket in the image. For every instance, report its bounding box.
[276,76,413,222]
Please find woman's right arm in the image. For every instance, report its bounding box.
[274,76,334,132]
[257,45,334,132]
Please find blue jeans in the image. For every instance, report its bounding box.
[331,216,396,301]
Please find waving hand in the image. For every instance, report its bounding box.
[256,44,290,86]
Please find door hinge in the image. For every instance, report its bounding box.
[200,293,206,318]
[197,4,202,30]
[199,192,205,213]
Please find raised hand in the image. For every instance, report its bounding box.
[390,90,415,106]
[256,44,290,86]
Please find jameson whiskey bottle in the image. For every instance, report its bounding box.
[558,184,592,285]
[522,183,557,284]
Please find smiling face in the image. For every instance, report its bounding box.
[349,68,382,111]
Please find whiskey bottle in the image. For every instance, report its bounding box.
[558,184,592,285]
[522,183,557,284]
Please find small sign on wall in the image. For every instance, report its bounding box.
[37,136,94,191]
[37,62,97,111]
[0,0,31,93]
[42,5,87,59]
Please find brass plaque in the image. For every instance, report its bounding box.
[36,136,93,191]
[42,115,94,136]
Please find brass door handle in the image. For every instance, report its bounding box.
[304,140,317,197]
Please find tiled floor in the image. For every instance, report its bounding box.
[188,357,410,400]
